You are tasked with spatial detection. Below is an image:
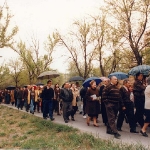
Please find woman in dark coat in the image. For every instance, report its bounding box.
[86,80,100,127]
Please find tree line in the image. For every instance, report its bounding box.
[0,0,150,87]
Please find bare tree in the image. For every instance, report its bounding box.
[57,20,97,79]
[12,33,59,84]
[8,59,23,87]
[104,0,150,65]
[0,2,18,48]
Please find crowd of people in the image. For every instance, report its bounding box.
[0,72,150,139]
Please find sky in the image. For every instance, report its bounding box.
[0,0,104,73]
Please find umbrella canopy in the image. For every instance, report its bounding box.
[37,71,60,80]
[128,65,150,76]
[6,85,16,90]
[100,76,110,81]
[69,76,85,82]
[36,82,44,86]
[108,72,129,80]
[82,77,102,87]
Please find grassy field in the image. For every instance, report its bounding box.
[0,105,148,150]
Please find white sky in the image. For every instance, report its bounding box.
[0,0,104,73]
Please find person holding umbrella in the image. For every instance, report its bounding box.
[133,72,146,128]
[42,80,55,121]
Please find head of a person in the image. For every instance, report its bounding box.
[55,83,59,88]
[129,85,133,92]
[90,80,96,89]
[64,82,70,89]
[110,76,118,85]
[146,77,150,86]
[71,83,76,89]
[103,78,110,86]
[47,80,52,87]
[123,78,130,88]
[135,72,143,81]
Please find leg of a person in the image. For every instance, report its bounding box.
[17,99,20,109]
[62,102,68,121]
[101,102,108,124]
[135,105,144,128]
[83,99,86,116]
[105,102,118,133]
[48,100,54,119]
[43,100,48,118]
[117,109,125,129]
[125,103,136,130]
[37,101,40,112]
[34,102,37,112]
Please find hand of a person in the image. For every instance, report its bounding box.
[122,107,126,110]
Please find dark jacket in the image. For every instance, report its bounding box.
[133,79,145,106]
[42,86,54,101]
[86,87,100,115]
[120,86,133,104]
[59,88,73,102]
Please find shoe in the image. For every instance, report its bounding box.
[117,128,122,131]
[140,130,148,137]
[71,118,75,121]
[50,118,55,121]
[130,129,138,133]
[107,131,114,135]
[57,113,61,116]
[93,124,99,127]
[65,120,68,123]
[83,115,87,119]
[43,117,47,119]
[114,133,121,139]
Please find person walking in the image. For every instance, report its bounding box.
[80,86,88,118]
[70,83,79,121]
[86,80,101,127]
[102,76,125,139]
[133,72,146,128]
[42,80,55,121]
[140,77,150,137]
[30,86,35,114]
[59,82,73,123]
[99,78,110,126]
[53,83,61,115]
[116,79,138,133]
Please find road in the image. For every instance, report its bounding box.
[2,103,150,149]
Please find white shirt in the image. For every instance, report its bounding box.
[145,85,150,109]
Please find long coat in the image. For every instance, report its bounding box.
[85,87,100,115]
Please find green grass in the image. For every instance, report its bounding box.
[0,105,148,150]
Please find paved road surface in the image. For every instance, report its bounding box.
[2,103,150,149]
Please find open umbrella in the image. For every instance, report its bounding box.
[36,82,44,86]
[128,65,150,76]
[6,85,16,90]
[37,71,60,80]
[108,72,129,80]
[100,76,110,81]
[69,76,84,82]
[82,77,102,87]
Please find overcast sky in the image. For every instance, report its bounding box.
[0,0,104,73]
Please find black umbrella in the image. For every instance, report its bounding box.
[69,76,85,82]
[6,85,16,90]
[36,82,44,86]
[37,71,60,79]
